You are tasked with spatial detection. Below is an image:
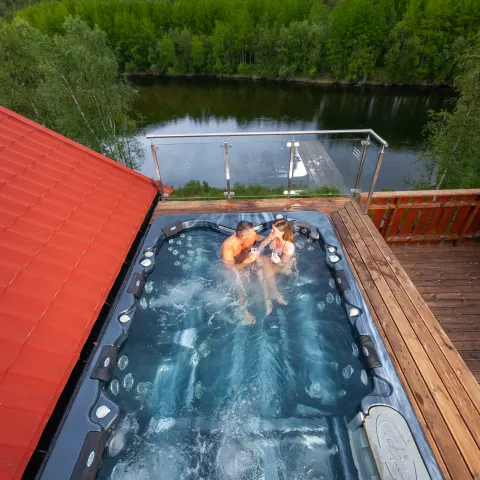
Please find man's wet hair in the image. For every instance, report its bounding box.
[236,221,254,236]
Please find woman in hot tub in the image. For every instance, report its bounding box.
[255,218,296,316]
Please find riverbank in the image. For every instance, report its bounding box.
[127,72,453,89]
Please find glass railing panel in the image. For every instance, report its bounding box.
[355,141,381,194]
[150,138,226,200]
[147,130,388,201]
[227,135,292,198]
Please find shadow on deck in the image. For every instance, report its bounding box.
[153,196,480,479]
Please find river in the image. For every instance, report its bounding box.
[132,77,454,193]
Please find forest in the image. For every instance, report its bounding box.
[8,0,480,84]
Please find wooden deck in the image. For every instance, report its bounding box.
[331,201,480,480]
[391,243,480,382]
[152,196,480,479]
[297,140,349,193]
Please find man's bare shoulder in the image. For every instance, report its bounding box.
[221,234,237,257]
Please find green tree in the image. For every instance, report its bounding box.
[190,33,206,72]
[149,36,176,74]
[0,17,143,168]
[414,31,480,188]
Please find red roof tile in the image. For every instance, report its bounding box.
[0,106,158,479]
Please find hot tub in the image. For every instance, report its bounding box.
[37,212,442,480]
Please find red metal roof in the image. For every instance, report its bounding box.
[0,106,158,479]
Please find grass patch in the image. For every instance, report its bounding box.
[170,181,342,199]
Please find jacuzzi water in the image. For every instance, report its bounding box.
[97,228,373,479]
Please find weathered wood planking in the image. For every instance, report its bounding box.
[332,200,480,480]
[360,189,480,244]
[151,196,350,222]
[297,141,349,193]
[391,242,480,383]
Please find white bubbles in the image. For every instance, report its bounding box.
[180,233,185,238]
[173,250,178,256]
[342,365,354,379]
[148,417,176,433]
[191,352,199,366]
[335,294,341,305]
[317,301,325,312]
[337,389,346,398]
[329,278,335,289]
[144,281,154,294]
[118,355,129,371]
[187,250,195,256]
[174,261,181,266]
[326,293,334,303]
[352,342,359,357]
[176,240,182,245]
[194,381,203,400]
[180,254,185,259]
[136,382,152,395]
[361,370,368,385]
[168,246,173,251]
[110,379,119,396]
[123,373,134,391]
[139,297,148,310]
[187,236,192,240]
[307,382,322,399]
[168,239,174,244]
[198,342,210,358]
[307,246,314,251]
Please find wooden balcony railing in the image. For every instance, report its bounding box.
[360,189,480,244]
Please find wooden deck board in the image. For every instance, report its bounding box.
[152,196,480,478]
[333,200,480,479]
[391,241,480,389]
[297,141,349,193]
[151,197,350,222]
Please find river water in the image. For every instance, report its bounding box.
[132,77,454,192]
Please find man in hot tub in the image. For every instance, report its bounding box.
[221,221,263,324]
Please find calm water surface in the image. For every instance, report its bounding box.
[132,77,454,191]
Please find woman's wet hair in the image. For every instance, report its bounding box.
[236,220,254,236]
[273,219,294,243]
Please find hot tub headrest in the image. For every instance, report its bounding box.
[291,220,320,240]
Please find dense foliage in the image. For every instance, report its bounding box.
[411,32,480,188]
[15,0,480,83]
[0,17,143,168]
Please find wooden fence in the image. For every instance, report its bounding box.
[360,190,480,244]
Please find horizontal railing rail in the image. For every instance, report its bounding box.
[360,190,480,244]
[147,129,389,205]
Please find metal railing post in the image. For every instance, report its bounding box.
[150,143,166,202]
[222,140,231,200]
[354,135,370,193]
[287,135,295,199]
[364,145,385,214]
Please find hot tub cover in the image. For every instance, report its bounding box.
[0,106,158,479]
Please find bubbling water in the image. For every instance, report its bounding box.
[98,228,372,479]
